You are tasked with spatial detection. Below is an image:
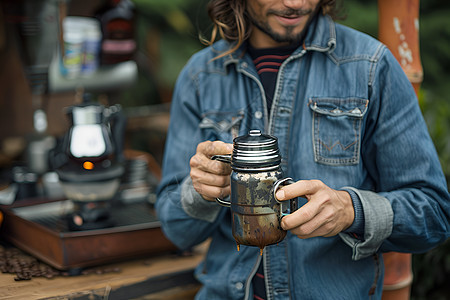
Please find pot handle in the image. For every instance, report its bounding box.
[273,178,299,217]
[210,154,232,207]
[211,154,232,164]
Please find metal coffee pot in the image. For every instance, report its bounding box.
[212,130,298,254]
[52,101,126,230]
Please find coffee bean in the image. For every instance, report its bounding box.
[0,245,122,281]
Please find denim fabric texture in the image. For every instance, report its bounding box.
[156,14,450,300]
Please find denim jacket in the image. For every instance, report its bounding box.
[156,14,450,299]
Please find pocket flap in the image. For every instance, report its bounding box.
[309,98,369,118]
[199,110,244,132]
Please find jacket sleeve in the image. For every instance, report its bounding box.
[155,61,225,251]
[342,46,450,259]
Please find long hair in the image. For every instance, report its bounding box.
[202,0,343,59]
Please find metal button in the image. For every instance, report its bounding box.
[331,108,343,114]
[350,107,362,114]
[235,282,244,290]
[254,111,263,119]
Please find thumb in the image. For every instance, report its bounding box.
[198,140,233,157]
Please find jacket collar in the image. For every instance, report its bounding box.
[302,13,336,53]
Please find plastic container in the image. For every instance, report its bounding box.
[61,17,102,78]
[61,18,84,78]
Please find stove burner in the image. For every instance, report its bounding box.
[67,201,114,231]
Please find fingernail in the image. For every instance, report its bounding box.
[276,190,285,200]
[280,218,287,230]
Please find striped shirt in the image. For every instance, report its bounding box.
[247,44,299,300]
[248,43,299,115]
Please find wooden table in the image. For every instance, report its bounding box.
[0,242,207,300]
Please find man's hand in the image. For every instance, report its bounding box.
[190,141,233,201]
[276,180,355,238]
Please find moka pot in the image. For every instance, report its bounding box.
[212,130,298,252]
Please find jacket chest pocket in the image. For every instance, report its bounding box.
[309,98,368,166]
[199,110,244,141]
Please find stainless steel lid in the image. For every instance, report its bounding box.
[70,104,104,125]
[232,130,281,171]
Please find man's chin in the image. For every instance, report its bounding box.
[270,32,304,44]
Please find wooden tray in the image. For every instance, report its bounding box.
[0,198,177,271]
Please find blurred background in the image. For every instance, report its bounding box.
[0,0,448,299]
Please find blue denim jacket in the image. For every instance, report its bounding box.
[156,14,450,299]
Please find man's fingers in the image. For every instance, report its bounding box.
[196,140,233,157]
[192,181,231,201]
[275,179,323,200]
[191,168,230,187]
[191,140,233,175]
[190,151,231,175]
[289,216,342,239]
[282,203,338,237]
[190,140,233,201]
[280,183,354,238]
[281,200,320,231]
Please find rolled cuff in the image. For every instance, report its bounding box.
[180,176,222,223]
[339,188,393,260]
[341,187,365,237]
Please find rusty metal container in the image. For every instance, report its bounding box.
[213,130,297,253]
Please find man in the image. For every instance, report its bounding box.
[156,0,450,299]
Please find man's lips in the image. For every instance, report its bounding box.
[274,14,306,26]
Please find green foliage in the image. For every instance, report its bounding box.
[117,0,207,108]
[419,9,450,98]
[412,239,450,300]
[132,0,196,18]
[337,0,378,37]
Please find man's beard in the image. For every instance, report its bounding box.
[248,6,320,45]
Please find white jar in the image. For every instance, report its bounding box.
[61,17,84,78]
[60,17,102,78]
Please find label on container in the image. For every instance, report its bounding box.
[102,39,136,54]
[81,38,101,76]
[62,41,83,78]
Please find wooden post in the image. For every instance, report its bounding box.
[378,0,423,94]
[378,0,423,299]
